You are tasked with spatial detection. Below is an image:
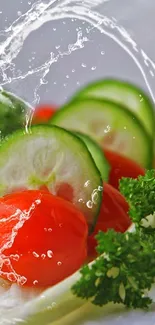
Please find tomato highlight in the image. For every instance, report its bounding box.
[87,183,131,258]
[104,149,145,190]
[0,190,88,287]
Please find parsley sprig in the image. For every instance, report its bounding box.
[72,171,155,309]
[120,169,155,231]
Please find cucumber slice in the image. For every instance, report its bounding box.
[0,125,102,232]
[51,98,152,169]
[75,79,155,137]
[74,131,110,182]
[0,89,32,139]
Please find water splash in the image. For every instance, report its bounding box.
[0,0,154,107]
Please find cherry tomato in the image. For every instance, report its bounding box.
[32,104,57,124]
[0,190,87,287]
[104,149,145,190]
[87,183,131,258]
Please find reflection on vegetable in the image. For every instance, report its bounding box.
[0,89,30,139]
[104,149,145,189]
[87,183,131,257]
[0,190,88,287]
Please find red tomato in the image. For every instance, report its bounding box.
[104,149,145,190]
[32,104,57,124]
[0,190,87,287]
[87,183,131,258]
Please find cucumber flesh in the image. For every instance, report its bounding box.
[51,98,153,169]
[0,125,102,232]
[75,79,155,138]
[74,131,110,182]
[0,89,32,139]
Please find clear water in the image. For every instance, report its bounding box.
[0,0,154,108]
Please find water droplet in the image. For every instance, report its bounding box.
[33,280,39,285]
[36,199,41,205]
[104,125,111,134]
[139,94,144,102]
[57,261,62,266]
[101,51,105,55]
[81,63,86,68]
[53,28,56,31]
[33,251,39,258]
[59,223,63,228]
[47,250,53,258]
[4,259,10,266]
[10,254,19,261]
[48,228,52,232]
[7,273,16,282]
[41,254,46,260]
[17,11,22,16]
[72,69,75,73]
[66,75,69,79]
[91,66,96,71]
[19,276,27,285]
[84,180,91,187]
[44,228,47,232]
[92,191,98,204]
[86,200,93,209]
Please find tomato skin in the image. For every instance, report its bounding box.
[104,149,145,190]
[0,190,87,287]
[87,183,131,257]
[32,104,57,124]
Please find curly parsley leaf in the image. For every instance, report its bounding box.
[119,170,155,231]
[72,230,155,309]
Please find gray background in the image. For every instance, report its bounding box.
[0,0,155,107]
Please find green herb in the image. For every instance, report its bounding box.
[72,230,155,309]
[72,171,155,309]
[120,170,155,231]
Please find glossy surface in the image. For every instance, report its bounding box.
[88,183,131,257]
[0,190,87,287]
[104,149,145,190]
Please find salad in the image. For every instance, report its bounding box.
[0,79,155,324]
